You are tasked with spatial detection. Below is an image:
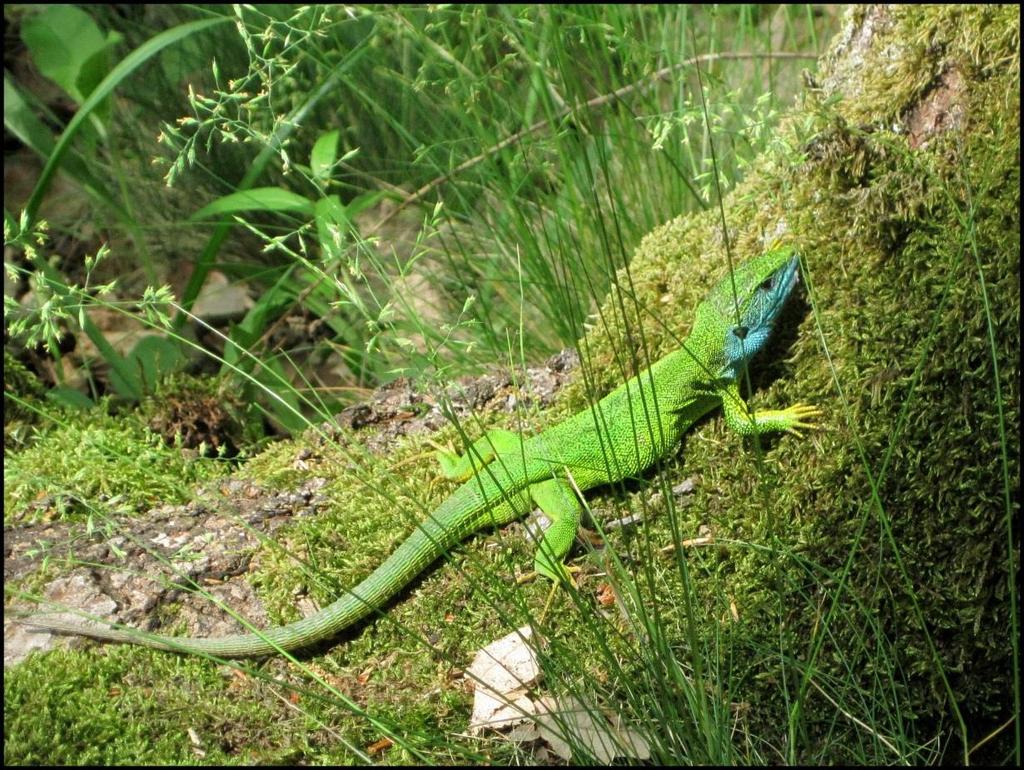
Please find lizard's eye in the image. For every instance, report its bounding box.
[733,325,749,339]
[760,276,775,291]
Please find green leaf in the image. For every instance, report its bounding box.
[4,75,58,158]
[173,26,374,328]
[106,363,140,401]
[190,187,315,222]
[46,386,94,411]
[313,191,385,263]
[22,14,231,228]
[75,34,122,107]
[345,190,388,219]
[222,283,294,369]
[83,324,142,402]
[3,74,126,217]
[126,335,187,393]
[255,356,308,434]
[20,5,119,105]
[158,29,207,87]
[310,129,340,183]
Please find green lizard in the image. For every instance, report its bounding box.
[20,245,819,658]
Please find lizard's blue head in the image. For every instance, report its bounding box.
[702,246,801,380]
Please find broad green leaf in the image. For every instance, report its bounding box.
[45,386,94,411]
[126,335,187,392]
[20,5,120,105]
[222,283,294,369]
[158,30,208,87]
[256,356,307,434]
[345,190,388,219]
[191,187,315,221]
[75,38,121,107]
[4,75,59,157]
[174,27,373,328]
[310,129,340,183]
[107,361,141,401]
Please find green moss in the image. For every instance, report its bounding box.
[823,5,1020,127]
[241,422,534,630]
[3,349,44,404]
[4,646,322,764]
[3,404,230,524]
[4,616,527,764]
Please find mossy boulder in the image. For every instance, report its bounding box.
[562,4,1018,759]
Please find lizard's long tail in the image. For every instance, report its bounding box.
[19,480,526,658]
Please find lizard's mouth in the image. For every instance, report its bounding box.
[781,255,800,294]
[765,255,800,317]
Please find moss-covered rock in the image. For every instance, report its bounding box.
[561,3,1019,760]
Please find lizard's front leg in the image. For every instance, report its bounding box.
[719,380,821,437]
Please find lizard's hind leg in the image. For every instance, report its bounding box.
[516,476,586,624]
[525,477,584,586]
